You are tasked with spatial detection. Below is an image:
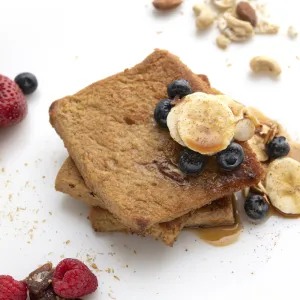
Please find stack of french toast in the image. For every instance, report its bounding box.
[49,49,265,246]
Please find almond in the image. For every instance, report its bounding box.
[153,0,183,10]
[236,2,257,27]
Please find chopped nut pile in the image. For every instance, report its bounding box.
[191,0,282,49]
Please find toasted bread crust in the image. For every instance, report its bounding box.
[50,49,264,232]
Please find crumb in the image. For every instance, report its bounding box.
[251,272,254,275]
[8,213,13,221]
[227,63,232,67]
[106,268,111,274]
[42,176,46,179]
[1,168,4,172]
[133,250,137,254]
[49,212,52,215]
[8,194,12,201]
[91,263,98,270]
[156,31,162,35]
[48,252,53,256]
[125,265,129,268]
[24,163,28,166]
[185,249,188,252]
[60,254,65,258]
[114,275,120,281]
[42,219,46,223]
[65,240,70,244]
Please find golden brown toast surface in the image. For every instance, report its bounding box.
[50,49,264,231]
[56,157,235,245]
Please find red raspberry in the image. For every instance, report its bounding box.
[0,75,27,128]
[0,275,28,300]
[52,258,98,298]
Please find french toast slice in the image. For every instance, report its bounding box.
[50,49,264,232]
[55,157,235,246]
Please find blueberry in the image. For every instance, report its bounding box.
[154,99,172,128]
[167,79,192,99]
[244,194,269,220]
[266,136,290,159]
[15,72,38,95]
[178,148,206,175]
[216,142,244,171]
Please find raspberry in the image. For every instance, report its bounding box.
[52,258,98,298]
[0,275,28,300]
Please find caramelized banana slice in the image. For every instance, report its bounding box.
[177,92,235,155]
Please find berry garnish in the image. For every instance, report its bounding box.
[0,75,27,128]
[266,136,290,159]
[244,194,269,220]
[167,79,192,99]
[178,148,206,175]
[52,258,98,298]
[154,99,172,128]
[0,275,28,300]
[216,142,244,171]
[14,72,38,95]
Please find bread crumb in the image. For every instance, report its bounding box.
[114,275,120,281]
[91,263,98,270]
[24,163,28,166]
[65,240,70,244]
[49,212,52,215]
[1,168,4,172]
[133,250,137,254]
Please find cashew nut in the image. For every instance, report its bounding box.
[194,5,215,29]
[250,56,282,76]
[218,12,254,41]
[255,20,279,34]
[216,34,231,49]
[212,0,236,9]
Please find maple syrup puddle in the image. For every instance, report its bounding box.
[187,195,242,247]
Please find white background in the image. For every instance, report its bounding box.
[1,0,300,299]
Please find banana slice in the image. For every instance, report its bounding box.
[177,92,235,155]
[248,134,269,162]
[234,118,255,142]
[265,157,300,215]
[216,95,246,120]
[167,100,186,146]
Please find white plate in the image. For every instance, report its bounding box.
[1,1,300,299]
